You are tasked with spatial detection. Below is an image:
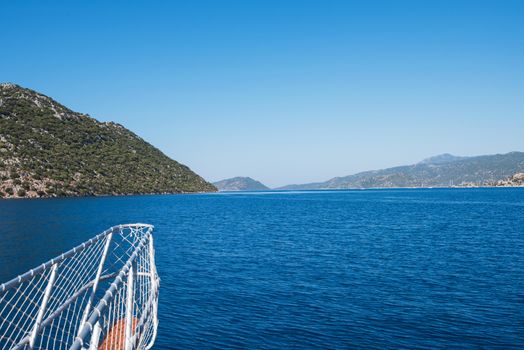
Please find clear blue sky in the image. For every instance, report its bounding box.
[1,1,523,187]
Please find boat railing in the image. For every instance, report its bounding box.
[0,224,159,350]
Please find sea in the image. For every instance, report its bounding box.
[0,188,523,349]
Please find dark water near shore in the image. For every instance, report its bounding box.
[1,189,523,348]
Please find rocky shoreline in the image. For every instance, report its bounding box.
[458,173,524,188]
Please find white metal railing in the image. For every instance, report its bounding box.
[0,224,159,350]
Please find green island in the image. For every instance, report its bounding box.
[0,83,216,198]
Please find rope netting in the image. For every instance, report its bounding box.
[0,224,159,350]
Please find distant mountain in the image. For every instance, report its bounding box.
[278,152,524,190]
[213,177,269,191]
[418,153,469,165]
[0,83,217,198]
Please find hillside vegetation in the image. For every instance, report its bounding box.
[0,83,216,198]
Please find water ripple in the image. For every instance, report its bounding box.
[0,188,523,348]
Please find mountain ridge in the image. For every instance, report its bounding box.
[213,177,269,191]
[0,83,217,198]
[417,153,470,165]
[277,152,524,190]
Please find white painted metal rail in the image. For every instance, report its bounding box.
[0,224,159,350]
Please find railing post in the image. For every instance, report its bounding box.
[77,232,113,337]
[88,322,102,350]
[124,263,135,350]
[149,235,158,325]
[28,263,58,349]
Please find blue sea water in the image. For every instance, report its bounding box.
[0,188,523,349]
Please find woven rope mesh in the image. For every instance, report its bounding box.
[0,224,159,350]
